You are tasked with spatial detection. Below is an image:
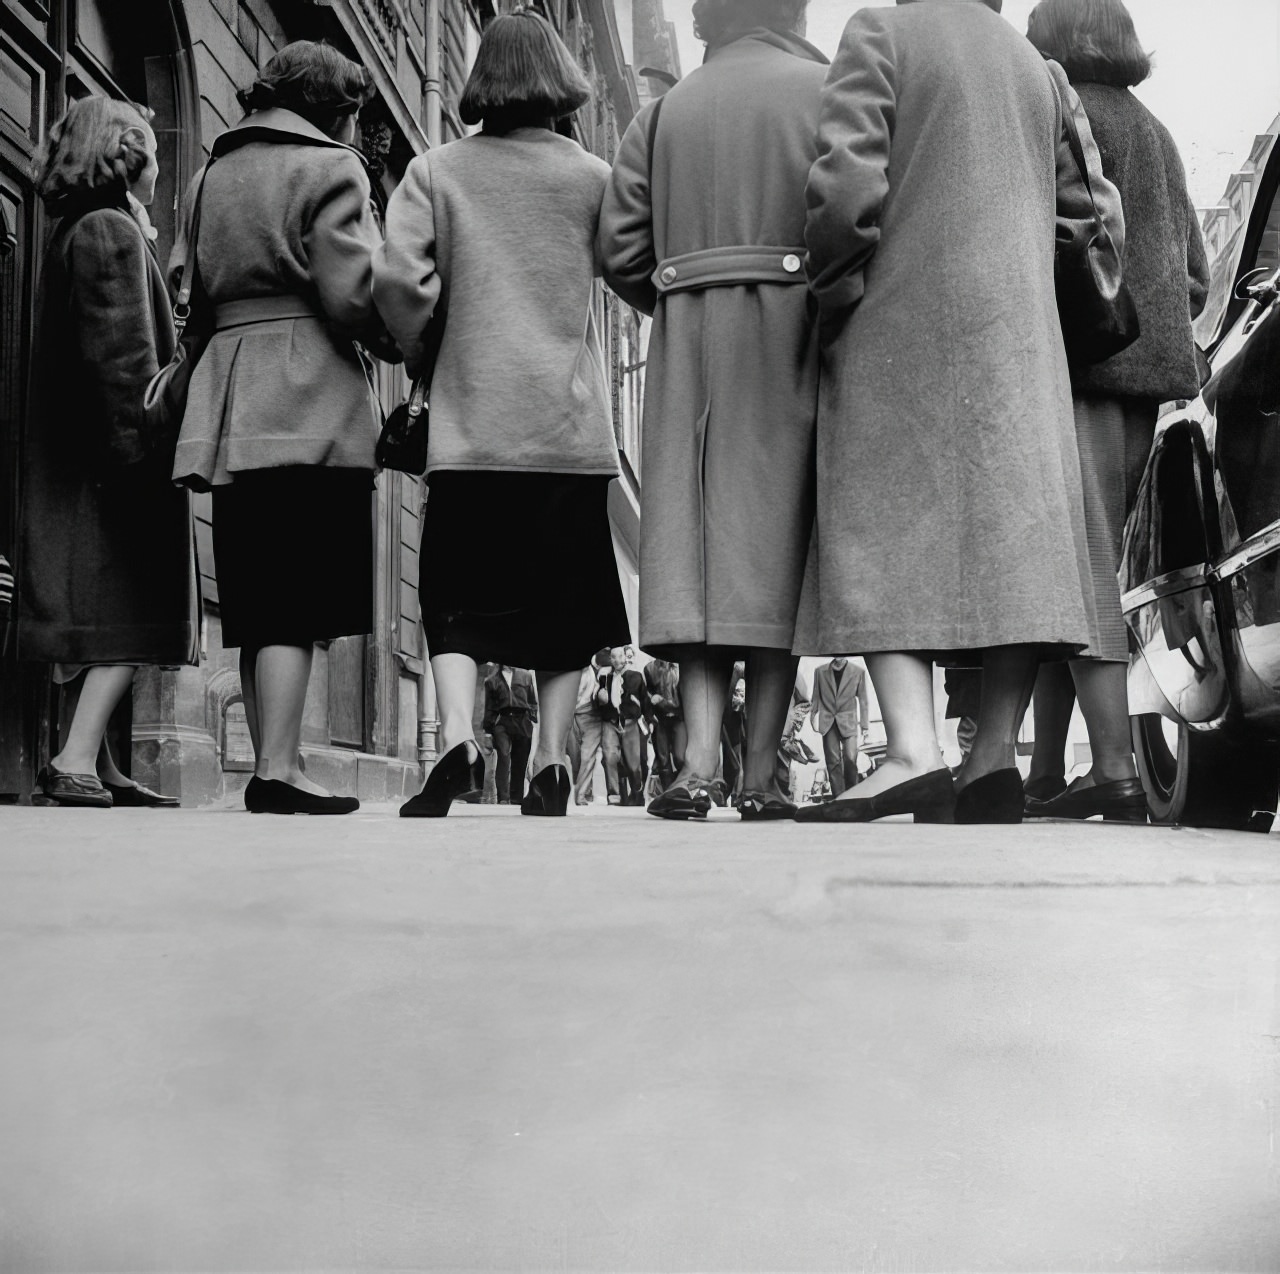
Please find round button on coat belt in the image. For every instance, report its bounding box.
[782,254,802,273]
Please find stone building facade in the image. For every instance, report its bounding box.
[0,0,660,805]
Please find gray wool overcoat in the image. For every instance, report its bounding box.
[598,29,828,654]
[798,0,1101,658]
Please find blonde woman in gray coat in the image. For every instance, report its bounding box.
[599,0,827,822]
[798,0,1109,825]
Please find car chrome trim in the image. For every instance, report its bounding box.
[1121,564,1211,614]
[1214,522,1280,580]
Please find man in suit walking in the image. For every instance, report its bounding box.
[483,665,538,804]
[811,657,870,797]
[597,646,646,806]
[569,648,611,805]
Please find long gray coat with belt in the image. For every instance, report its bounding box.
[798,0,1100,657]
[598,29,828,653]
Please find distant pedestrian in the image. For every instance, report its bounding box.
[172,41,393,816]
[18,96,196,809]
[1023,0,1210,823]
[597,647,646,806]
[810,657,870,797]
[643,656,685,792]
[483,666,538,804]
[374,10,631,818]
[569,647,611,805]
[797,0,1114,826]
[599,0,827,822]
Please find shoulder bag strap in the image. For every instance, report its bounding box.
[1044,57,1100,215]
[172,159,215,333]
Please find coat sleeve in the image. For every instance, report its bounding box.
[372,155,441,377]
[1185,193,1210,321]
[303,153,386,343]
[1051,68,1125,257]
[804,10,897,317]
[67,210,165,469]
[598,103,660,317]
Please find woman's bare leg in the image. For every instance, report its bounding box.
[50,665,135,775]
[675,650,736,780]
[834,652,944,801]
[959,644,1040,789]
[255,643,330,794]
[533,670,579,773]
[742,648,799,796]
[1070,659,1138,786]
[432,652,481,759]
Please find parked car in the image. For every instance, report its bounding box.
[1121,125,1280,831]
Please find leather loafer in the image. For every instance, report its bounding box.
[738,791,798,822]
[103,780,180,808]
[1026,776,1148,823]
[35,765,113,808]
[648,777,714,821]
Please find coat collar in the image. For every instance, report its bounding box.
[213,107,368,165]
[897,0,1002,10]
[704,27,829,67]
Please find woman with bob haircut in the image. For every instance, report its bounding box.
[17,96,197,808]
[172,40,395,816]
[374,8,631,819]
[1023,0,1211,822]
[597,0,828,822]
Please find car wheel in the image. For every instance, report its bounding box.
[1131,714,1279,833]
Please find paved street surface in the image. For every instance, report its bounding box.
[1,803,1278,1272]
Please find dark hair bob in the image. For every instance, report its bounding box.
[238,40,374,136]
[692,0,808,47]
[36,96,152,209]
[458,9,591,128]
[1026,0,1153,88]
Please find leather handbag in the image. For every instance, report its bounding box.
[375,376,428,475]
[1046,59,1139,366]
[142,159,215,436]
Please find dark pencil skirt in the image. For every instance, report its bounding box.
[421,470,631,670]
[212,466,374,649]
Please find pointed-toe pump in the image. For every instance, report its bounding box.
[955,768,1025,825]
[521,764,571,816]
[795,768,955,824]
[400,741,486,818]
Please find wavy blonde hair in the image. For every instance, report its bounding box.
[36,96,152,208]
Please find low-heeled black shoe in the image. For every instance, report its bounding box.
[400,741,485,818]
[521,764,571,816]
[35,765,113,808]
[104,780,180,808]
[795,769,955,824]
[648,777,714,821]
[739,790,798,822]
[955,768,1024,825]
[246,776,359,816]
[1023,774,1069,804]
[1025,775,1148,823]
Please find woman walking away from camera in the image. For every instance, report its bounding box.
[1023,0,1210,823]
[797,0,1106,826]
[373,9,630,819]
[172,42,394,816]
[18,97,197,808]
[598,0,827,823]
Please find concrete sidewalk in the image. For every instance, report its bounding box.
[1,805,1278,1271]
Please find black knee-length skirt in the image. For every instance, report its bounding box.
[421,470,631,670]
[212,466,374,649]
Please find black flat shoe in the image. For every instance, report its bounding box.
[521,764,571,816]
[739,791,798,822]
[35,765,113,808]
[104,780,180,808]
[955,768,1024,825]
[400,741,485,818]
[1026,775,1148,823]
[795,769,955,824]
[648,777,714,821]
[247,777,359,816]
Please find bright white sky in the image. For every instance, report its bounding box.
[662,0,1280,208]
